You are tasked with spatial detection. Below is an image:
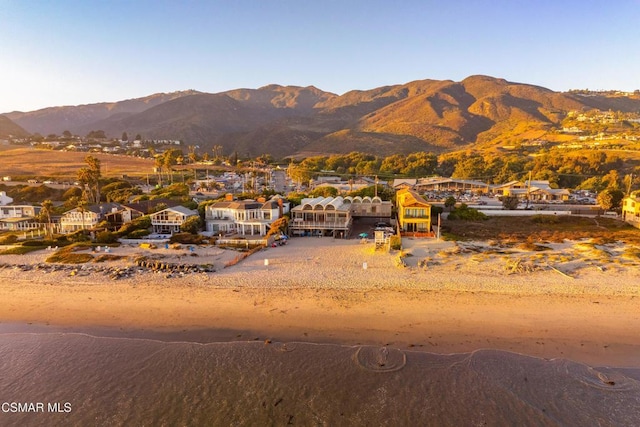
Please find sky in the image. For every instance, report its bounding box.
[1,0,639,113]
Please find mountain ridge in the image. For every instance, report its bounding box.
[6,76,640,158]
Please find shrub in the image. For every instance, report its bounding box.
[169,233,206,244]
[95,231,118,244]
[502,196,519,210]
[127,229,151,238]
[22,239,57,247]
[0,234,19,245]
[0,246,46,255]
[389,235,402,250]
[448,204,488,221]
[180,216,202,234]
[67,230,90,242]
[116,216,151,237]
[531,214,560,224]
[46,244,94,264]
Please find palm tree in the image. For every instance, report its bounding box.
[78,199,89,233]
[41,200,54,239]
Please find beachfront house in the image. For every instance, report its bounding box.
[289,196,353,238]
[346,196,392,218]
[59,203,126,233]
[622,191,640,228]
[149,206,199,235]
[0,204,41,231]
[396,188,432,237]
[204,197,289,236]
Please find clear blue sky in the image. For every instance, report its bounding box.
[1,0,639,113]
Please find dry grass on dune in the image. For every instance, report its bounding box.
[443,215,640,245]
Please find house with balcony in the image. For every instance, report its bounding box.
[59,203,126,233]
[0,203,41,231]
[396,188,432,237]
[289,196,353,238]
[205,197,290,236]
[149,206,199,235]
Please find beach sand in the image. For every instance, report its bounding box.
[1,237,639,367]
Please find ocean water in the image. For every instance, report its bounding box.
[0,333,639,426]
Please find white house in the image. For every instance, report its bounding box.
[149,206,199,235]
[0,191,13,206]
[0,204,41,231]
[59,203,125,233]
[289,196,353,238]
[205,197,289,236]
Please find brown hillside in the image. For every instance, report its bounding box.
[225,85,335,111]
[0,115,30,138]
[6,91,200,135]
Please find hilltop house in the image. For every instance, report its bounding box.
[396,188,432,236]
[149,206,199,235]
[205,197,290,236]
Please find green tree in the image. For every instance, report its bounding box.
[86,130,106,139]
[502,196,520,210]
[180,216,202,234]
[287,163,312,189]
[40,199,54,239]
[448,204,488,221]
[444,196,457,211]
[310,186,338,198]
[451,154,486,180]
[266,216,289,238]
[77,155,101,203]
[597,189,624,211]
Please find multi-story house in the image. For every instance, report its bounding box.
[205,197,289,236]
[149,206,199,235]
[0,203,41,231]
[289,196,353,238]
[396,188,432,236]
[59,203,125,233]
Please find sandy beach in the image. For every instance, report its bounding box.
[1,237,639,367]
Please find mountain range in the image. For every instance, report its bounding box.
[4,76,640,158]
